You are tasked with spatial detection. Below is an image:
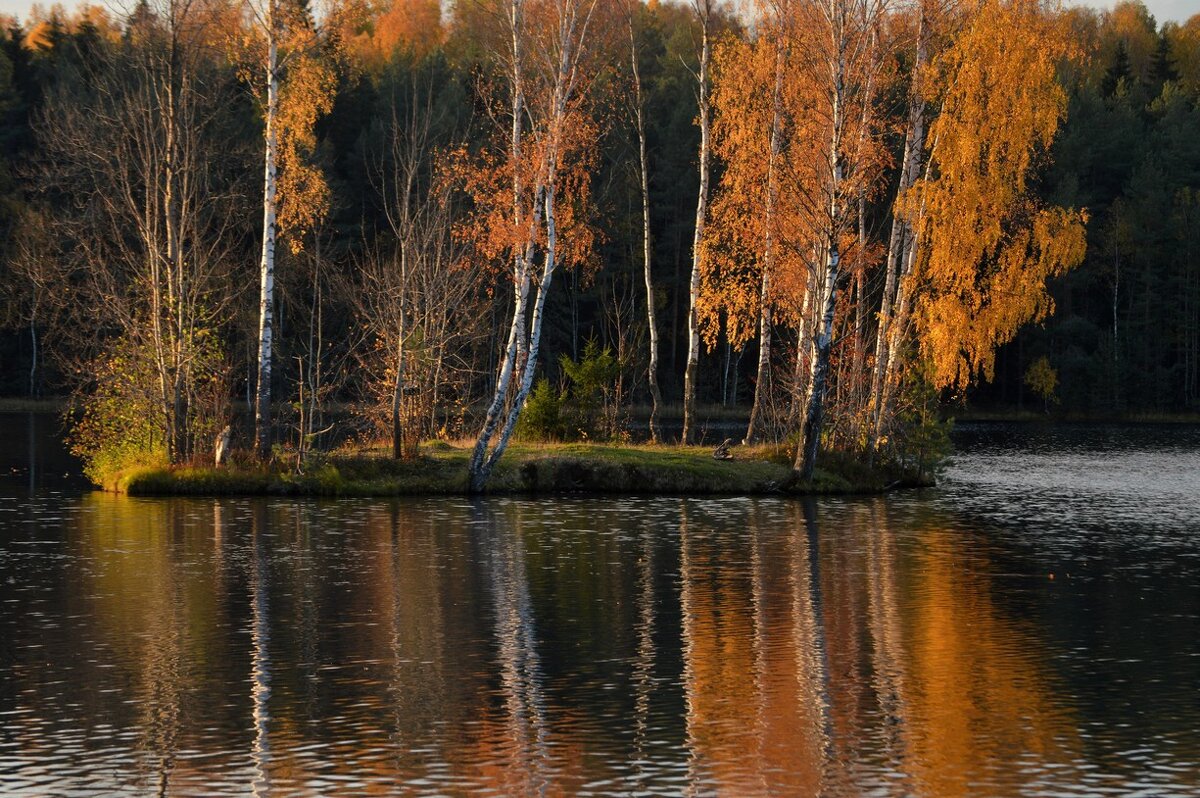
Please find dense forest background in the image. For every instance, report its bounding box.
[0,0,1197,442]
[983,2,1200,415]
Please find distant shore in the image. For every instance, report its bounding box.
[6,397,1199,426]
[950,408,1200,424]
[103,441,932,498]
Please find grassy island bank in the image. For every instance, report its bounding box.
[104,441,932,498]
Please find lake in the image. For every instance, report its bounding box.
[1,413,1198,796]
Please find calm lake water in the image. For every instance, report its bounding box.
[1,414,1198,796]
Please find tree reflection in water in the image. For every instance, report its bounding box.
[1,493,1196,795]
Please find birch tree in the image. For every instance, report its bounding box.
[789,0,889,480]
[250,0,281,460]
[464,0,605,491]
[867,1,931,450]
[870,0,1087,446]
[626,0,663,443]
[681,0,714,445]
[244,0,336,459]
[746,30,786,445]
[703,7,788,444]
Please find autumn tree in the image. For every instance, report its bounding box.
[786,0,889,480]
[242,0,336,459]
[464,0,607,491]
[867,0,931,452]
[872,0,1086,447]
[330,0,444,68]
[703,5,787,444]
[625,0,662,442]
[681,0,714,445]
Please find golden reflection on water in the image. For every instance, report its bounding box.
[25,493,1122,795]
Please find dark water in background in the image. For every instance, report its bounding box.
[0,414,1198,796]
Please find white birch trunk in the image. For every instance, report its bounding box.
[254,9,278,460]
[164,48,190,463]
[469,255,532,488]
[682,0,712,445]
[795,4,846,480]
[745,37,785,445]
[469,0,596,490]
[869,12,927,450]
[470,0,530,488]
[485,174,560,476]
[796,239,840,479]
[631,13,662,444]
[392,245,408,459]
[790,275,814,428]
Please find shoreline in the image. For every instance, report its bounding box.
[104,441,934,498]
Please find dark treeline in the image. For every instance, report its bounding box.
[0,0,1197,486]
[983,2,1200,416]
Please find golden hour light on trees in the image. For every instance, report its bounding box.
[458,0,611,491]
[907,0,1087,392]
[1,0,1158,496]
[235,0,337,459]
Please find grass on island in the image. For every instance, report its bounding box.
[106,439,930,497]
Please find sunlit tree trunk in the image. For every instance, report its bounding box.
[869,10,927,452]
[391,245,408,460]
[850,194,866,410]
[745,39,785,445]
[629,8,662,444]
[794,0,847,481]
[487,171,561,471]
[795,238,839,479]
[470,0,534,490]
[682,0,712,445]
[470,0,598,491]
[789,273,815,429]
[163,22,190,463]
[254,1,279,460]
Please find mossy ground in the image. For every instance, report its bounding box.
[107,440,930,497]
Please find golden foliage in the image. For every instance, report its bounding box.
[451,106,600,280]
[700,34,778,350]
[331,0,443,68]
[448,0,611,283]
[23,3,122,50]
[1170,13,1200,94]
[373,0,442,60]
[276,49,337,249]
[912,0,1087,389]
[702,0,892,353]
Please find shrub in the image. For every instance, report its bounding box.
[68,337,168,485]
[887,373,952,482]
[68,332,230,486]
[517,378,565,441]
[1024,355,1060,413]
[558,339,621,440]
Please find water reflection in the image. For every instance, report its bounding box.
[0,482,1198,794]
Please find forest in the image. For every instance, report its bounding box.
[0,0,1196,488]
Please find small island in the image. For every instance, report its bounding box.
[105,440,934,497]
